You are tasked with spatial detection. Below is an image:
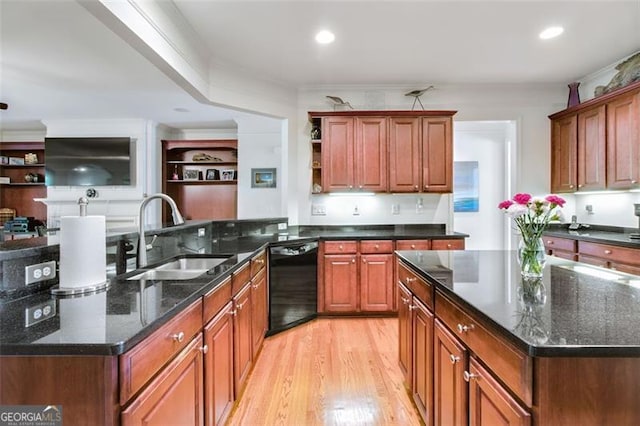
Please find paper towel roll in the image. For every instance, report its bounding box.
[59,215,106,289]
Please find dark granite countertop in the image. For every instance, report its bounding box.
[544,224,640,249]
[396,250,640,357]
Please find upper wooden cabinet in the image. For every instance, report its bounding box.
[549,81,640,193]
[309,110,456,194]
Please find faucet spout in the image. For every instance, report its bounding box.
[138,193,185,268]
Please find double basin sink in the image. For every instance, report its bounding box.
[128,255,233,281]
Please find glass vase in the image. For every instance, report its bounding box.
[517,237,546,278]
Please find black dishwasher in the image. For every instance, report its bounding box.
[267,241,318,336]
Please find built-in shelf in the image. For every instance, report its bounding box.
[0,163,46,168]
[166,161,238,166]
[0,183,45,186]
[165,180,237,184]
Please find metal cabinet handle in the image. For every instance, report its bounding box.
[236,301,245,310]
[172,332,185,343]
[375,244,379,250]
[351,258,356,263]
[405,277,417,283]
[229,309,237,316]
[463,371,478,382]
[408,305,417,311]
[199,345,209,354]
[547,240,553,245]
[359,185,363,189]
[457,324,474,333]
[362,258,367,263]
[255,259,264,264]
[447,244,452,248]
[569,184,574,189]
[633,180,637,184]
[401,297,410,305]
[252,283,259,289]
[604,250,612,255]
[411,244,416,249]
[339,245,343,250]
[450,354,460,364]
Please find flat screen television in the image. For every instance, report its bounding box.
[45,137,134,186]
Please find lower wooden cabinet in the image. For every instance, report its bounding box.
[323,253,359,312]
[468,358,531,426]
[434,320,467,426]
[233,282,253,396]
[122,334,205,426]
[412,297,434,423]
[398,283,413,383]
[204,302,235,426]
[360,253,394,311]
[251,267,268,356]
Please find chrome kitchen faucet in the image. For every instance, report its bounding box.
[137,193,185,267]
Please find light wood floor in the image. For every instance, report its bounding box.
[227,317,423,426]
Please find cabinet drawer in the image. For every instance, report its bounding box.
[119,299,203,405]
[396,240,431,250]
[323,240,358,254]
[435,291,532,406]
[578,241,640,266]
[431,239,465,250]
[232,262,251,295]
[360,240,393,254]
[250,250,267,277]
[203,276,232,324]
[397,260,433,309]
[543,236,576,253]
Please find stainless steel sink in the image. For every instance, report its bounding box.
[154,257,229,271]
[127,255,232,281]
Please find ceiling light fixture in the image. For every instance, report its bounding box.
[315,30,335,44]
[173,107,189,112]
[539,26,564,40]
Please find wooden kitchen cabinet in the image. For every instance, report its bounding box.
[543,235,577,261]
[468,358,531,426]
[250,267,268,356]
[434,319,467,426]
[550,114,578,193]
[389,116,421,192]
[422,116,453,192]
[398,282,413,384]
[309,110,456,194]
[412,297,434,424]
[577,240,640,272]
[577,105,606,191]
[203,302,235,426]
[232,282,253,397]
[122,334,205,426]
[320,240,394,313]
[606,88,640,190]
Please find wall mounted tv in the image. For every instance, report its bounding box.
[45,137,135,186]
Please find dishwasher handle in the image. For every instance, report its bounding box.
[270,242,318,256]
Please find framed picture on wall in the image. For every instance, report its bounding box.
[453,161,479,212]
[251,168,276,188]
[182,169,200,181]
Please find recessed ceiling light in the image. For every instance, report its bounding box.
[539,26,564,40]
[315,30,335,44]
[174,107,189,112]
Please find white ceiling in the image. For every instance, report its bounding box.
[1,0,639,131]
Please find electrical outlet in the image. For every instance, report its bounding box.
[391,204,400,215]
[25,260,57,285]
[197,228,206,237]
[25,300,56,327]
[278,222,288,230]
[311,204,326,215]
[585,204,594,215]
[353,205,360,216]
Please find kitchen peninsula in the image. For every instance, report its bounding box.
[396,250,640,425]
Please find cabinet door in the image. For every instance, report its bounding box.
[250,268,268,357]
[360,253,393,312]
[607,90,640,189]
[434,320,468,426]
[389,117,421,192]
[355,117,388,192]
[551,115,577,193]
[204,303,234,426]
[233,283,253,396]
[322,116,355,191]
[323,254,358,312]
[577,105,606,191]
[468,358,531,426]
[412,297,434,425]
[398,283,413,385]
[422,117,453,192]
[122,334,204,426]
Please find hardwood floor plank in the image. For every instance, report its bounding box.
[227,317,422,426]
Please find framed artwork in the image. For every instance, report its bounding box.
[453,161,479,212]
[251,168,276,188]
[205,169,219,180]
[220,169,236,181]
[182,169,200,181]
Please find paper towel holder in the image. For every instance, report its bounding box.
[51,197,110,297]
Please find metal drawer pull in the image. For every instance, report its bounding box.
[547,240,553,245]
[401,297,410,305]
[449,354,460,364]
[463,371,478,382]
[237,302,245,310]
[229,309,237,316]
[604,250,612,255]
[199,345,208,354]
[172,332,185,343]
[255,259,264,264]
[457,324,474,333]
[408,305,417,311]
[406,277,417,283]
[375,244,379,249]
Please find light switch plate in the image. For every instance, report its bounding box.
[311,204,326,215]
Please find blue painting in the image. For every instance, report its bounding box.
[454,161,479,212]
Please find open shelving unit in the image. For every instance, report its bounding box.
[161,139,238,221]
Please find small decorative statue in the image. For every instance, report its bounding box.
[594,52,640,97]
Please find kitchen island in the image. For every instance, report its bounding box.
[396,250,640,425]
